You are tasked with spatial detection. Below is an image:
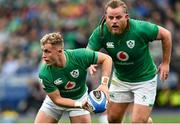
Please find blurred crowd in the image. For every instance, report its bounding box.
[0,0,180,119]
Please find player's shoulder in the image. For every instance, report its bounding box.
[66,48,95,58]
[130,18,157,27]
[91,24,102,35]
[130,18,147,24]
[65,48,87,54]
[39,62,51,75]
[130,19,158,33]
[65,48,86,57]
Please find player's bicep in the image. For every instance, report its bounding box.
[156,26,171,40]
[96,52,112,65]
[97,52,106,64]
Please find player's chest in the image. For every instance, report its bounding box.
[52,65,86,89]
[104,37,146,61]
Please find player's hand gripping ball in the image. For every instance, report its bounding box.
[87,90,108,113]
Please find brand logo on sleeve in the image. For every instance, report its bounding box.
[117,51,129,61]
[106,42,114,48]
[54,78,63,85]
[126,40,135,49]
[70,69,79,78]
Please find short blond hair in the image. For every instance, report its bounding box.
[40,32,64,48]
[105,0,128,14]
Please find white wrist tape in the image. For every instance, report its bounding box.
[101,76,109,85]
[74,101,82,108]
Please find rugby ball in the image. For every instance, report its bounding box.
[87,90,108,113]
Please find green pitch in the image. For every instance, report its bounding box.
[12,112,180,123]
[121,112,180,123]
[0,111,180,124]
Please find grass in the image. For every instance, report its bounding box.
[151,113,180,123]
[120,112,180,123]
[1,110,180,123]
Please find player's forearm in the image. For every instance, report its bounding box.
[53,97,82,108]
[48,91,82,108]
[157,26,172,64]
[161,31,172,64]
[96,52,112,85]
[101,55,112,84]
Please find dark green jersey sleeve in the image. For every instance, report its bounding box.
[39,64,58,93]
[87,26,102,50]
[136,20,159,43]
[72,48,98,69]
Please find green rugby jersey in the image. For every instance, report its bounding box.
[39,48,98,100]
[88,19,158,82]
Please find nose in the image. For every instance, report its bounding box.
[112,18,118,23]
[42,53,46,59]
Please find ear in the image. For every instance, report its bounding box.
[125,14,129,19]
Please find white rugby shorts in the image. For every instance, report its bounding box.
[39,92,90,121]
[109,74,157,106]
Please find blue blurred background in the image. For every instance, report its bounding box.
[0,0,180,123]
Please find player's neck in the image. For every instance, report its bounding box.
[55,53,66,68]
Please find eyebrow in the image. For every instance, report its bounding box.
[108,15,122,18]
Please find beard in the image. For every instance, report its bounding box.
[107,20,128,35]
[111,27,121,34]
[110,26,122,34]
[110,24,126,35]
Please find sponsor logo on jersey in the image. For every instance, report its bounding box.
[54,78,63,85]
[126,40,135,49]
[117,51,129,61]
[65,81,76,89]
[106,42,114,48]
[70,69,79,78]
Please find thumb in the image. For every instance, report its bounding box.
[89,69,93,75]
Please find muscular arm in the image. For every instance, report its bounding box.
[156,26,172,80]
[96,52,112,79]
[156,26,172,64]
[94,52,112,101]
[47,90,80,108]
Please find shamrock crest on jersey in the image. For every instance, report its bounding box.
[70,69,79,78]
[126,40,135,49]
